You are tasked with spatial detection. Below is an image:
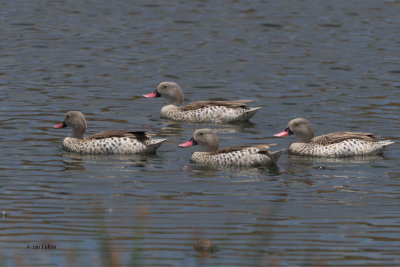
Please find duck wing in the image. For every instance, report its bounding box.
[214,144,271,154]
[180,100,253,111]
[311,132,377,145]
[86,131,150,142]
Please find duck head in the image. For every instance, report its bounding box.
[143,81,184,106]
[179,128,219,152]
[54,111,87,139]
[274,118,314,143]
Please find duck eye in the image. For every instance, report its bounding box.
[162,85,167,89]
[200,132,203,135]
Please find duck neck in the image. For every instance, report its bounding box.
[202,146,218,153]
[167,89,184,106]
[71,128,85,139]
[294,123,314,143]
[296,131,313,143]
[201,141,219,153]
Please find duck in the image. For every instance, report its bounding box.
[143,82,261,123]
[274,118,394,157]
[54,111,166,154]
[178,128,284,167]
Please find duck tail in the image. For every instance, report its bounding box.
[269,148,286,162]
[379,140,395,147]
[243,107,262,120]
[146,138,167,152]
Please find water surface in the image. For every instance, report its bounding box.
[1,0,400,266]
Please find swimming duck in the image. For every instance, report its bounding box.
[54,111,166,154]
[274,118,394,157]
[178,129,284,167]
[143,82,261,123]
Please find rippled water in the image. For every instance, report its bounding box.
[1,0,400,266]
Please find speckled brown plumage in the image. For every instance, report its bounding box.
[62,136,164,154]
[311,132,377,145]
[179,129,284,167]
[161,105,261,123]
[86,130,150,142]
[213,144,271,154]
[180,100,252,111]
[275,118,394,157]
[54,111,166,154]
[144,82,261,123]
[190,148,284,167]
